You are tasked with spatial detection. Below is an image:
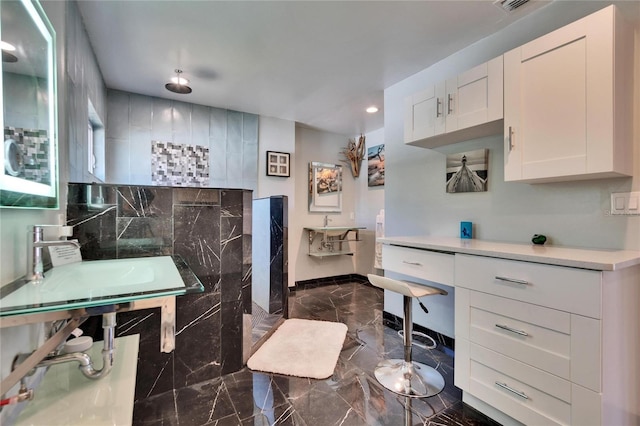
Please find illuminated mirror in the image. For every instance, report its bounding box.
[308,162,342,213]
[1,0,57,208]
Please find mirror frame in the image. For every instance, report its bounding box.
[0,0,58,208]
[308,161,342,213]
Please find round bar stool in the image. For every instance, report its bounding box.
[367,274,448,398]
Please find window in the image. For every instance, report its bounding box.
[87,100,105,181]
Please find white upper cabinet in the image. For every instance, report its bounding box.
[405,56,503,149]
[404,82,445,142]
[504,5,634,183]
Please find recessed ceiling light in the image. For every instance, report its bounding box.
[366,106,379,114]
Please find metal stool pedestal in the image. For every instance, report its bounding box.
[368,274,446,398]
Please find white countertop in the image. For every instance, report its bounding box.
[379,236,640,271]
[16,334,139,426]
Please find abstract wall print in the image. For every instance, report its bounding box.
[367,144,385,187]
[151,140,209,187]
[266,151,290,177]
[446,149,488,193]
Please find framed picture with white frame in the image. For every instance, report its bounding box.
[266,151,290,177]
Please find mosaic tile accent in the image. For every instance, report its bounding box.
[151,140,209,187]
[4,127,50,184]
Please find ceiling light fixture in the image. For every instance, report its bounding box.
[1,41,18,63]
[366,106,379,114]
[165,69,192,94]
[0,41,16,51]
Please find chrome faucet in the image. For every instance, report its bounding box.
[27,225,81,281]
[323,215,332,227]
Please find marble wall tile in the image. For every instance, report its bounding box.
[174,292,222,388]
[67,184,251,401]
[115,309,176,399]
[173,187,220,205]
[220,300,243,375]
[67,204,118,260]
[116,186,173,218]
[116,217,173,258]
[174,205,221,292]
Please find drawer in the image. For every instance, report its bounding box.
[455,254,601,318]
[469,343,571,426]
[469,291,571,379]
[382,244,454,286]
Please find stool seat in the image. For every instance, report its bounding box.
[368,274,448,298]
[367,273,447,398]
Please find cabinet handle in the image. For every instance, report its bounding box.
[447,94,454,115]
[436,98,442,118]
[495,276,529,286]
[508,126,515,151]
[495,324,529,337]
[495,382,529,400]
[402,260,423,267]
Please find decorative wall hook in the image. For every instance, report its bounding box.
[341,134,365,177]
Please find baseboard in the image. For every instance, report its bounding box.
[293,274,369,291]
[383,311,455,355]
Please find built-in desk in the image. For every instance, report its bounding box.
[379,236,640,426]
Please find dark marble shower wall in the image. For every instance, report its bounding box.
[66,183,252,398]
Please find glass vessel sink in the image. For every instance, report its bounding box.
[0,255,203,317]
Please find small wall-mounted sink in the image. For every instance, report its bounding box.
[0,256,203,317]
[305,226,365,237]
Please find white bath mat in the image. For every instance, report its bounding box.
[247,318,348,379]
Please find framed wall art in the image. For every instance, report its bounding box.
[445,148,488,193]
[266,151,290,177]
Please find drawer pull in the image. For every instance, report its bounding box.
[495,324,529,337]
[495,381,529,400]
[495,276,530,286]
[402,260,423,267]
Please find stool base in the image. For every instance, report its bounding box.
[374,359,445,398]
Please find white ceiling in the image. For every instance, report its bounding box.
[75,1,629,137]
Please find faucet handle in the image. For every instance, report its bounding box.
[31,224,74,239]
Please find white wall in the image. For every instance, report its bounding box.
[293,126,359,282]
[0,2,70,423]
[354,128,385,277]
[382,2,640,338]
[256,116,296,284]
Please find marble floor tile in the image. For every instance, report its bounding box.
[133,280,498,426]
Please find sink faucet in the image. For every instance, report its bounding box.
[323,215,332,227]
[27,225,81,281]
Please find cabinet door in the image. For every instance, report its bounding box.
[447,56,503,133]
[404,83,445,143]
[504,5,631,182]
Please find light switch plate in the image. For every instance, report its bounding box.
[610,192,640,215]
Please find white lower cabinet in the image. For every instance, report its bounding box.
[454,253,637,425]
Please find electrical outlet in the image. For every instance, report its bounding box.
[610,192,640,215]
